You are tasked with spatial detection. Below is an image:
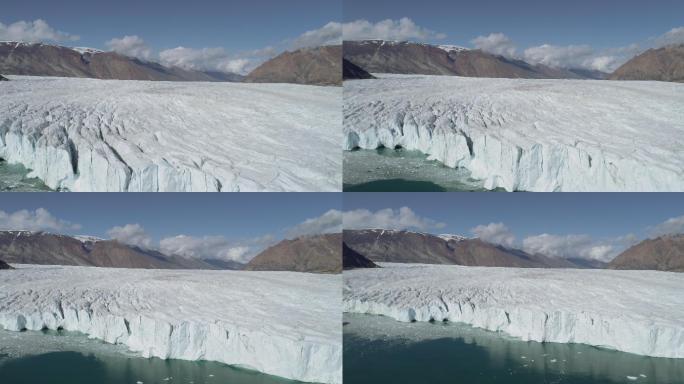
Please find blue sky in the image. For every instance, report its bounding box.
[1,0,339,51]
[343,193,684,261]
[1,0,341,73]
[0,194,341,262]
[341,0,684,72]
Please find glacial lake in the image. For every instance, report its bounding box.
[343,313,684,384]
[0,329,298,384]
[0,160,52,191]
[343,148,502,192]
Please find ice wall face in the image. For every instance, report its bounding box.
[344,263,684,358]
[0,265,342,384]
[344,75,684,192]
[0,76,342,192]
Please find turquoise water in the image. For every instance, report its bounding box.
[0,329,299,384]
[0,160,52,191]
[343,314,684,384]
[343,148,500,192]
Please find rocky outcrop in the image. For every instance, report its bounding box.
[0,74,8,81]
[245,45,341,86]
[342,242,377,269]
[343,40,605,79]
[610,44,684,82]
[343,59,374,80]
[0,42,242,81]
[0,259,13,269]
[245,233,342,273]
[344,229,586,268]
[609,234,684,272]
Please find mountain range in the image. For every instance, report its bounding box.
[244,233,342,273]
[610,44,684,82]
[608,234,684,272]
[0,230,236,269]
[245,45,342,86]
[342,40,608,80]
[343,229,606,269]
[0,42,244,82]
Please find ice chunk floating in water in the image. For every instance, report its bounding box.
[0,265,342,384]
[344,263,684,358]
[344,74,684,191]
[0,76,341,192]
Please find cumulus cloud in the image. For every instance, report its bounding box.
[470,222,516,247]
[291,22,342,49]
[649,214,684,237]
[286,209,342,238]
[159,235,255,263]
[0,19,79,42]
[0,208,81,232]
[159,46,258,74]
[471,33,517,58]
[343,18,446,41]
[654,26,684,47]
[105,35,152,60]
[107,224,153,249]
[522,234,616,261]
[343,207,445,231]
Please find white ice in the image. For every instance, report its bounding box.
[0,265,342,384]
[343,74,684,191]
[0,76,341,192]
[344,263,684,358]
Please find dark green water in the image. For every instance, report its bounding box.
[343,148,500,192]
[0,160,52,191]
[343,314,684,384]
[0,330,299,384]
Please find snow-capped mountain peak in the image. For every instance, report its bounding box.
[437,233,469,242]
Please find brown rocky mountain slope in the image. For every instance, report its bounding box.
[608,234,684,272]
[343,229,595,268]
[343,40,606,79]
[245,45,341,86]
[343,58,375,80]
[244,233,342,273]
[610,44,684,82]
[343,242,377,270]
[0,42,243,81]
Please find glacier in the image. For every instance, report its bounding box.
[343,74,684,191]
[343,263,684,358]
[0,76,341,192]
[0,265,342,384]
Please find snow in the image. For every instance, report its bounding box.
[343,74,684,191]
[343,263,684,358]
[436,234,468,242]
[73,235,105,243]
[71,47,104,55]
[0,265,342,384]
[437,45,468,53]
[0,76,341,192]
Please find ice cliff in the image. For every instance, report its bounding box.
[343,74,684,191]
[0,265,342,384]
[0,76,341,192]
[344,263,684,358]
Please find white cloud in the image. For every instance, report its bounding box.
[0,208,81,232]
[291,22,342,49]
[470,222,516,247]
[159,235,253,262]
[654,26,684,47]
[471,33,517,58]
[105,35,152,60]
[522,233,616,261]
[158,46,256,74]
[649,214,684,237]
[286,209,342,238]
[343,18,446,41]
[343,207,445,231]
[0,19,79,42]
[107,223,153,249]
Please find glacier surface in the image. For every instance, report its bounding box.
[343,74,684,191]
[0,76,341,192]
[0,265,342,384]
[343,263,684,358]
